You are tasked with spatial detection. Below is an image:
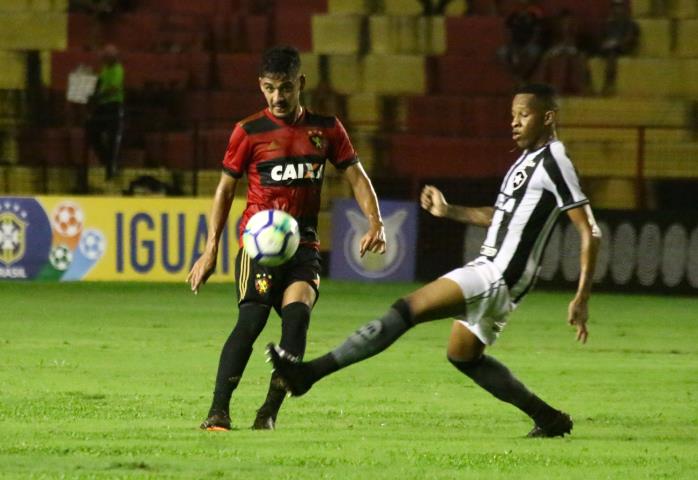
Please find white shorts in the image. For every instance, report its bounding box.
[441,257,514,346]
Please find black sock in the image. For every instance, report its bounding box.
[305,299,414,383]
[209,302,269,415]
[258,302,311,418]
[449,354,558,425]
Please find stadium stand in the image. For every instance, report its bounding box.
[1,0,697,212]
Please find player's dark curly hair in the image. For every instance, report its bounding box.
[515,83,558,111]
[260,45,301,78]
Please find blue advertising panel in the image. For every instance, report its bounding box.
[330,199,417,281]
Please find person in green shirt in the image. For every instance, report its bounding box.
[86,44,124,181]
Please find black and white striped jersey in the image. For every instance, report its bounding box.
[480,140,588,303]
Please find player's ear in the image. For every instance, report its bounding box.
[544,110,556,126]
[298,74,306,92]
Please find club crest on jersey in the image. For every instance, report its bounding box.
[511,170,528,191]
[255,273,272,294]
[307,129,326,150]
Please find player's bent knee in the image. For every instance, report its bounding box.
[447,354,484,374]
[447,321,484,362]
[391,298,414,326]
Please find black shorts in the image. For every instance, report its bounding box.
[235,245,321,310]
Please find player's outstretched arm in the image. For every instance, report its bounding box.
[343,163,386,257]
[566,204,602,343]
[187,173,238,294]
[420,185,494,227]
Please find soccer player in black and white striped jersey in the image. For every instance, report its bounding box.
[268,84,602,438]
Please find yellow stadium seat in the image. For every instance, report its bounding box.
[0,50,25,89]
[585,178,639,209]
[0,0,29,12]
[382,0,467,16]
[346,93,382,125]
[299,53,320,90]
[363,54,425,93]
[558,97,692,128]
[680,59,698,95]
[676,20,698,57]
[369,15,445,55]
[4,166,42,194]
[635,19,672,57]
[565,139,638,177]
[586,56,606,95]
[666,0,698,19]
[615,58,684,97]
[0,12,67,50]
[312,14,364,55]
[328,0,380,14]
[630,0,654,17]
[328,55,365,94]
[645,142,698,178]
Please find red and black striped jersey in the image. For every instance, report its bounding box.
[222,107,358,249]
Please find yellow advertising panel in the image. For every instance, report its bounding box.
[0,195,243,282]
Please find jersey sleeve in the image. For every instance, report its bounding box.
[542,142,589,211]
[328,117,359,170]
[221,124,252,178]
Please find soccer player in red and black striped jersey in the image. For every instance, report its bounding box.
[187,46,386,431]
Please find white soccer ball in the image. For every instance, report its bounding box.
[242,209,300,266]
[49,244,73,271]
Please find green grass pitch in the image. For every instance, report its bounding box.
[1,281,697,479]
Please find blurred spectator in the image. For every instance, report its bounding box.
[535,9,590,95]
[496,0,545,84]
[69,0,132,18]
[86,44,124,181]
[466,0,498,15]
[599,0,639,94]
[418,0,454,15]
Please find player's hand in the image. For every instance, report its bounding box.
[567,296,589,343]
[186,250,217,295]
[420,185,449,218]
[359,223,386,257]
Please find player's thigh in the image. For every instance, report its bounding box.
[447,321,485,362]
[281,280,316,308]
[404,277,467,324]
[281,246,321,308]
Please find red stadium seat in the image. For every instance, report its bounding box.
[146,132,194,169]
[445,16,506,58]
[388,134,514,179]
[199,128,232,168]
[274,11,314,52]
[67,13,94,50]
[407,95,511,138]
[215,53,262,91]
[162,132,195,169]
[178,52,213,89]
[428,56,515,95]
[242,15,271,53]
[50,50,96,91]
[274,0,327,16]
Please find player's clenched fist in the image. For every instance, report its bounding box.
[420,185,449,218]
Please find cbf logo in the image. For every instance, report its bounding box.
[330,200,418,282]
[0,203,28,266]
[0,198,52,279]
